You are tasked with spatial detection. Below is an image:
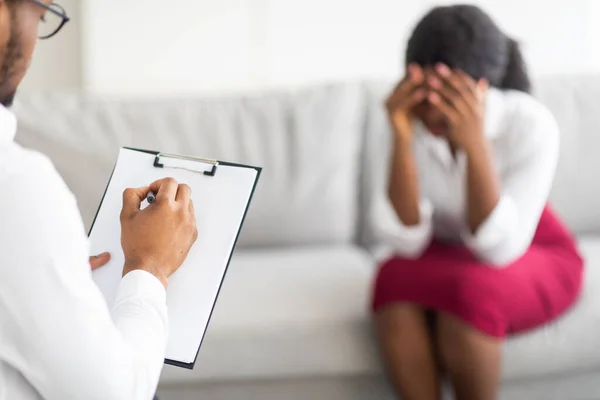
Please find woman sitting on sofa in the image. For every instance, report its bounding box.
[371,5,584,400]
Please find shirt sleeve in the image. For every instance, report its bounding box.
[370,193,434,260]
[461,99,560,267]
[0,151,168,400]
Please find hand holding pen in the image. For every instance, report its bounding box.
[119,178,198,288]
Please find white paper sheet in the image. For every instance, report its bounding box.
[89,148,259,366]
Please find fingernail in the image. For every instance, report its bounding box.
[428,92,440,103]
[436,63,451,76]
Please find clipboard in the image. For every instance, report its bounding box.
[89,147,261,369]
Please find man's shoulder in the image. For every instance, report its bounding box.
[2,145,73,200]
[0,146,90,293]
[1,145,82,235]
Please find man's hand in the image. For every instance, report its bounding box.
[426,63,488,152]
[120,178,198,289]
[90,253,111,271]
[386,63,427,143]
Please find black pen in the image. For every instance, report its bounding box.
[146,191,156,204]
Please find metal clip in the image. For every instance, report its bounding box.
[154,153,219,176]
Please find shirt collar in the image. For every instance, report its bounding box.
[0,104,17,144]
[483,87,504,140]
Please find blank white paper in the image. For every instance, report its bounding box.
[89,148,258,366]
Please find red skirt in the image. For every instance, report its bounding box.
[372,206,584,338]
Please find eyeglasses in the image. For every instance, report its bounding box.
[27,0,70,39]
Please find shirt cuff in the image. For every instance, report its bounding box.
[113,270,167,307]
[375,198,434,259]
[462,195,518,260]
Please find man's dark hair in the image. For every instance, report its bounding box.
[406,5,531,93]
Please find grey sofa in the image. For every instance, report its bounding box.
[13,75,600,399]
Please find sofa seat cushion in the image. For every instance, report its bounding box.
[159,245,379,385]
[161,237,600,385]
[503,236,600,381]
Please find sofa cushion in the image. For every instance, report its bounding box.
[161,237,600,385]
[533,76,600,234]
[13,84,366,247]
[502,236,600,381]
[159,245,379,385]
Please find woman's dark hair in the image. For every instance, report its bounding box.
[406,5,531,93]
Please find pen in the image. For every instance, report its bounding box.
[146,191,156,204]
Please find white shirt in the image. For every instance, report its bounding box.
[371,88,560,267]
[0,105,168,399]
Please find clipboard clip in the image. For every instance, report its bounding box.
[154,153,219,176]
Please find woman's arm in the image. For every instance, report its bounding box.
[368,68,434,259]
[427,65,560,266]
[463,137,501,234]
[371,133,433,259]
[388,135,423,226]
[461,106,560,266]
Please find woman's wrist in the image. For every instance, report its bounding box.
[393,130,414,151]
[462,134,490,158]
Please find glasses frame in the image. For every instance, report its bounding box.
[27,0,70,39]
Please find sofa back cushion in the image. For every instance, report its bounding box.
[14,84,366,247]
[534,75,600,234]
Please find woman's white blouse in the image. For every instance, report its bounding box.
[371,88,560,267]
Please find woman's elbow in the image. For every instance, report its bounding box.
[393,235,432,260]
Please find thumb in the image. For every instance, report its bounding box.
[90,252,111,270]
[121,186,150,219]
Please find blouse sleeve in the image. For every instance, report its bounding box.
[461,97,560,267]
[370,191,434,260]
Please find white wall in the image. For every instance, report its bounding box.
[22,0,599,95]
[21,0,81,91]
[81,0,596,97]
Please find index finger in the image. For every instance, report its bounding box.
[121,186,151,217]
[435,64,476,94]
[149,177,179,202]
[451,69,478,91]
